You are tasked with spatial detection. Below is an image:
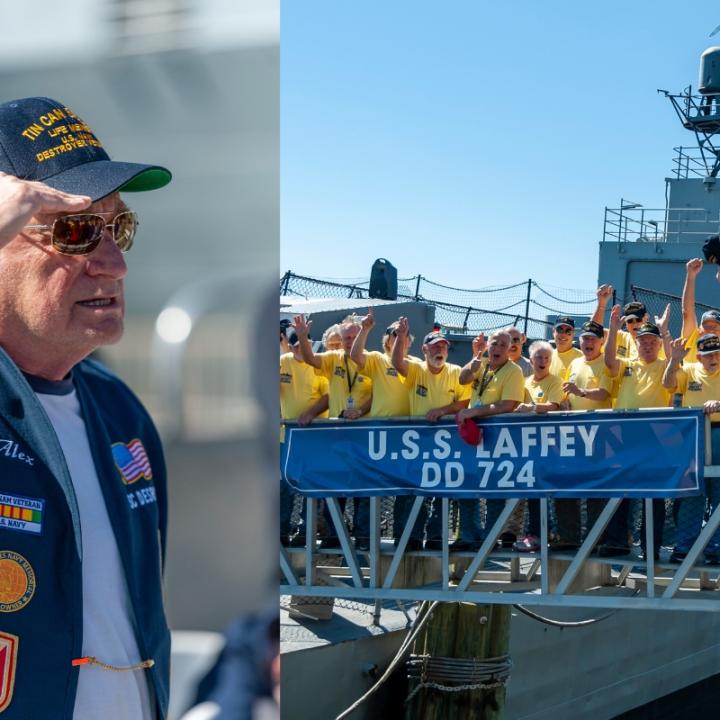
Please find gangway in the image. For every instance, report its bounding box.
[280,409,720,613]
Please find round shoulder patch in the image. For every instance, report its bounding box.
[0,551,35,613]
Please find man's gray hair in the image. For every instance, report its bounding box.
[321,323,342,347]
[489,329,512,343]
[503,325,524,338]
[339,316,361,335]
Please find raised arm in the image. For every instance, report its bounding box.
[0,172,91,248]
[459,333,486,385]
[293,314,321,369]
[681,258,702,338]
[592,284,613,325]
[349,308,374,369]
[604,304,621,377]
[391,316,411,377]
[662,338,689,390]
[655,303,673,360]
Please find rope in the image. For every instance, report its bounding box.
[532,281,597,305]
[419,278,530,293]
[334,601,438,720]
[529,298,582,314]
[481,299,526,313]
[512,589,641,627]
[405,653,512,704]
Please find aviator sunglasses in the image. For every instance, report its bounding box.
[24,210,138,256]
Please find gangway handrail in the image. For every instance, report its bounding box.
[280,410,720,612]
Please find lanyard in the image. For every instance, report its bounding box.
[344,355,358,395]
[476,363,495,399]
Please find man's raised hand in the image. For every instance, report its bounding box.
[293,314,312,338]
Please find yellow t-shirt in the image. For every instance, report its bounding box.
[612,357,671,410]
[360,350,410,417]
[469,360,525,407]
[674,362,720,422]
[405,361,471,417]
[616,329,637,360]
[523,374,564,406]
[280,353,329,420]
[549,347,583,379]
[683,326,700,364]
[316,350,373,418]
[565,355,613,410]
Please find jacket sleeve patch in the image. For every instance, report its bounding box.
[0,632,18,712]
[0,495,44,536]
[0,553,35,613]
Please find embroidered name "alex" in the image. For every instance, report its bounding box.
[0,440,34,466]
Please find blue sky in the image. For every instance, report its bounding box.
[281,2,720,292]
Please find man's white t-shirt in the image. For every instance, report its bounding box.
[36,386,154,720]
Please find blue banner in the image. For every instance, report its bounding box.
[281,409,705,498]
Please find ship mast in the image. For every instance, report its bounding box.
[661,47,720,178]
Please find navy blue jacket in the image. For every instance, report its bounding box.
[0,348,170,719]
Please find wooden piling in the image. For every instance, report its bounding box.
[405,602,510,719]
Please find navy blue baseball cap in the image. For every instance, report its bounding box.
[636,322,660,337]
[579,320,604,338]
[0,97,171,201]
[697,333,720,355]
[423,331,449,346]
[554,316,575,329]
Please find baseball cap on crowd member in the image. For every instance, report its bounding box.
[0,96,171,201]
[579,321,604,338]
[703,235,720,265]
[636,322,660,337]
[697,334,720,355]
[623,302,647,320]
[423,331,449,346]
[701,310,720,327]
[554,316,575,329]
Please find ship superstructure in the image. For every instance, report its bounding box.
[599,47,720,323]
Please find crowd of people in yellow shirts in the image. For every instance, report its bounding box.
[280,259,720,564]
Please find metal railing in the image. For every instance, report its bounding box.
[280,416,720,613]
[672,146,713,179]
[661,88,720,177]
[602,205,720,244]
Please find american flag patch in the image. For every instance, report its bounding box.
[112,439,153,485]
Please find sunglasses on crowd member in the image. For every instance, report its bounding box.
[625,317,642,324]
[554,327,573,335]
[24,211,138,256]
